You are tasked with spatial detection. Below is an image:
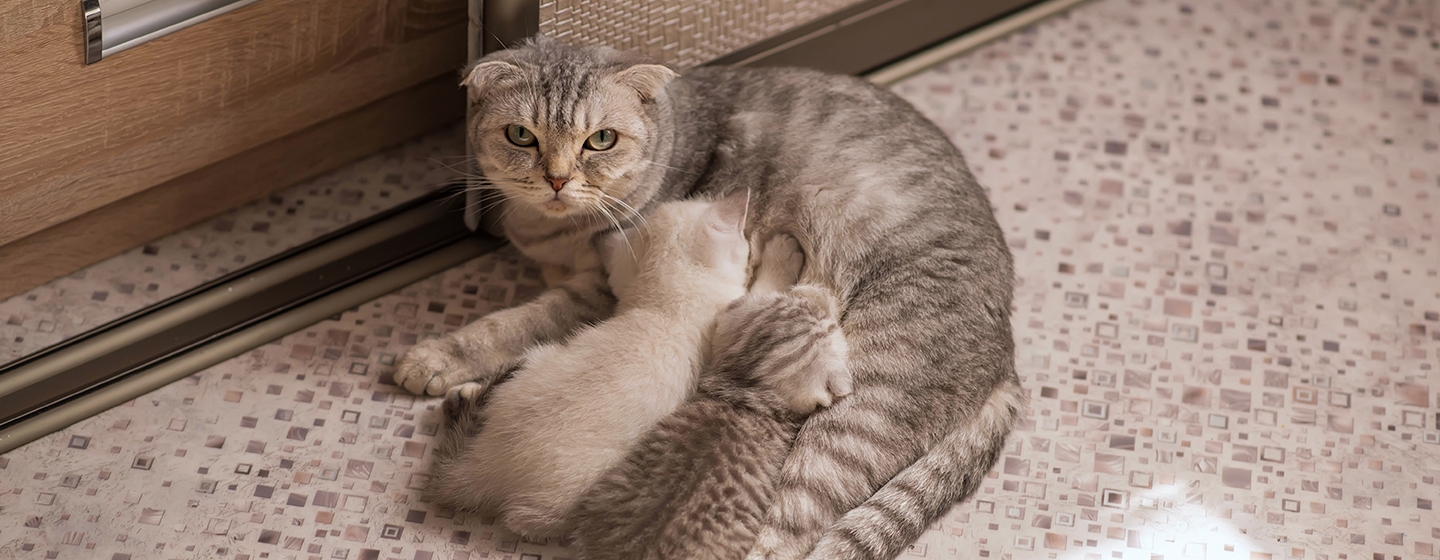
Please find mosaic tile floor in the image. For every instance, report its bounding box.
[0,125,466,367]
[3,0,1439,559]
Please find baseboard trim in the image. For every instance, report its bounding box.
[707,0,1043,75]
[0,233,497,454]
[865,0,1095,85]
[0,186,500,449]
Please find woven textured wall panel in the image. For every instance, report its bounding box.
[538,0,870,69]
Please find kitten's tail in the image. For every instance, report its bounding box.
[803,379,1027,560]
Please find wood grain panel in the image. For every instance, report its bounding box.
[0,0,71,44]
[0,0,466,246]
[0,74,465,300]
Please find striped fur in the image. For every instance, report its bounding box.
[571,247,851,560]
[398,37,1022,559]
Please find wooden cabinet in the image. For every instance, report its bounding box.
[0,0,468,298]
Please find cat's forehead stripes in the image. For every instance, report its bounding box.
[532,63,605,132]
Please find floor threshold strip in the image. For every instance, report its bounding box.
[0,187,502,453]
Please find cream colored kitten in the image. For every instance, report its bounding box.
[428,191,750,537]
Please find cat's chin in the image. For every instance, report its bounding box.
[540,200,574,217]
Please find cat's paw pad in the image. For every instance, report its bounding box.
[777,286,850,414]
[442,382,488,423]
[825,359,854,400]
[764,234,804,277]
[762,333,851,415]
[753,234,805,291]
[396,337,471,396]
[777,356,851,415]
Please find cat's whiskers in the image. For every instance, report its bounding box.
[432,158,495,179]
[599,192,650,236]
[487,198,526,229]
[439,185,509,215]
[595,195,642,232]
[446,179,512,209]
[465,194,511,217]
[642,159,698,175]
[589,198,638,262]
[429,158,533,193]
[458,175,529,191]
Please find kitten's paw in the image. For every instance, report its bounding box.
[774,285,851,414]
[396,336,479,396]
[442,382,488,423]
[774,351,851,415]
[752,234,805,293]
[825,359,854,401]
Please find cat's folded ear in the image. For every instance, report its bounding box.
[707,189,750,233]
[613,64,680,102]
[463,60,523,104]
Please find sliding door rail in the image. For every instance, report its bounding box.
[0,186,501,451]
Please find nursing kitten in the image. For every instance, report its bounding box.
[399,37,1024,560]
[571,234,851,560]
[425,192,752,537]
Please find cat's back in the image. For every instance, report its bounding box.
[572,398,795,560]
[682,65,896,111]
[674,64,1011,310]
[679,65,949,159]
[484,306,706,434]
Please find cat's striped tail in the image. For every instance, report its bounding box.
[804,379,1027,560]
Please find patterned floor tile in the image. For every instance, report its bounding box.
[1,247,563,560]
[2,0,1438,558]
[892,0,1439,557]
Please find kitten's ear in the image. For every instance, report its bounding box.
[613,64,679,102]
[707,189,750,233]
[463,60,522,104]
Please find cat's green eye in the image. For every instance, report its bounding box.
[584,129,617,151]
[506,125,537,147]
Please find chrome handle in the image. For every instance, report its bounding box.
[82,0,102,63]
[82,0,263,64]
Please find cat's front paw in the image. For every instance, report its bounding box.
[442,382,489,422]
[396,336,481,396]
[774,345,852,415]
[778,285,852,414]
[752,234,805,293]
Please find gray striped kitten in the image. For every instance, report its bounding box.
[397,36,1024,560]
[571,236,850,560]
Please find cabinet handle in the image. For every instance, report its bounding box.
[82,0,263,64]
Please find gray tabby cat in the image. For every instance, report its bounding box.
[397,36,1025,560]
[571,235,850,560]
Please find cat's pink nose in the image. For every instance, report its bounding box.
[546,176,569,192]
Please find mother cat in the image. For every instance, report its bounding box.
[396,36,1025,560]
